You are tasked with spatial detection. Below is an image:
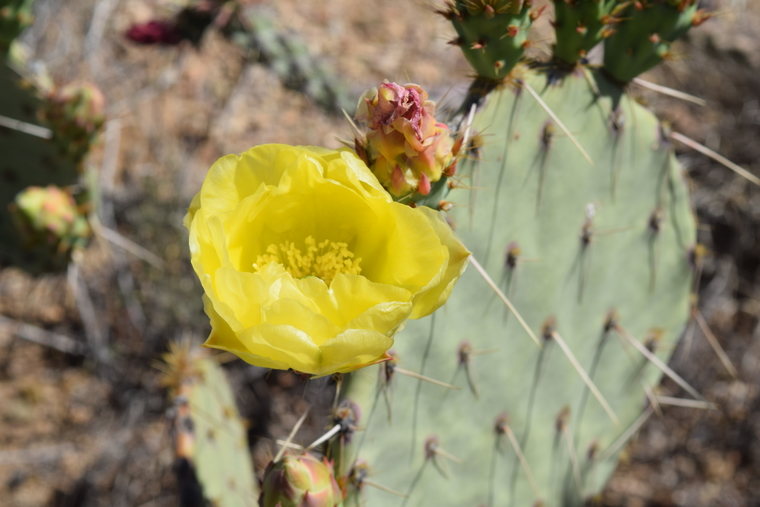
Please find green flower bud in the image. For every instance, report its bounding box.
[259,453,342,507]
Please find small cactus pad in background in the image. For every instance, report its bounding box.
[337,66,696,505]
[161,342,258,507]
[441,0,541,81]
[260,453,343,507]
[228,6,352,114]
[602,0,705,83]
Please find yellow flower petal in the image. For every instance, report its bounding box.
[188,144,469,375]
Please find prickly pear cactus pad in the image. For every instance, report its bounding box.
[337,67,696,506]
[162,343,258,507]
[443,1,537,81]
[603,0,704,83]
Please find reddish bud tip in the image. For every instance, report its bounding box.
[417,173,432,195]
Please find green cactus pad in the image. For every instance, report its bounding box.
[552,0,623,65]
[444,1,536,81]
[338,67,696,506]
[228,6,352,114]
[163,343,258,507]
[603,0,702,83]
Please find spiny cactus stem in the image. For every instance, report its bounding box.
[549,329,619,424]
[521,80,593,165]
[468,255,541,346]
[669,131,760,186]
[613,324,703,400]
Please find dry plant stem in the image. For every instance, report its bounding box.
[0,315,85,355]
[91,218,165,269]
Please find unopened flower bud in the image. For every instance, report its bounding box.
[259,453,342,507]
[356,82,454,198]
[42,83,105,165]
[11,186,90,253]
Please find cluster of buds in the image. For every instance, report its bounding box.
[10,185,90,255]
[355,82,455,199]
[259,452,343,507]
[42,82,105,166]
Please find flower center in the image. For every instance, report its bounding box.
[253,236,362,284]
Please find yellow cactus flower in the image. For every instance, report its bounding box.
[186,144,469,376]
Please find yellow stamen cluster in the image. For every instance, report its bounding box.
[253,236,362,285]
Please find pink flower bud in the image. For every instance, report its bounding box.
[356,82,454,198]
